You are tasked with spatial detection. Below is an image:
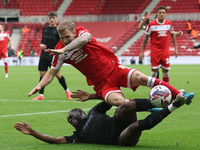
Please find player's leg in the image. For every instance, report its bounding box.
[116,99,153,146]
[106,92,127,106]
[162,68,169,84]
[3,52,9,78]
[130,71,194,104]
[151,54,160,79]
[55,70,72,99]
[118,94,188,146]
[32,58,48,100]
[161,57,170,84]
[116,99,151,146]
[151,68,159,78]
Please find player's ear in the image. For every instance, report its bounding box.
[79,110,85,116]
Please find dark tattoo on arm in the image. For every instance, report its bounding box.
[134,73,140,80]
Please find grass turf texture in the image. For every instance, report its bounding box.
[0,64,199,150]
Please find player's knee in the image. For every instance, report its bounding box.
[119,122,141,146]
[162,71,169,77]
[151,71,158,77]
[118,101,136,112]
[108,95,125,106]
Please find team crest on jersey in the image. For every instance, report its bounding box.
[63,49,78,59]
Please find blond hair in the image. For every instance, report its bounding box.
[57,20,75,33]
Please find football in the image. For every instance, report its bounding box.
[149,85,172,108]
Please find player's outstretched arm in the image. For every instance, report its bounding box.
[45,34,92,56]
[139,34,149,63]
[28,68,59,97]
[171,33,178,58]
[139,17,147,30]
[14,122,67,144]
[71,90,101,102]
[174,31,183,37]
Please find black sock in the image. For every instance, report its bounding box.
[132,99,154,111]
[138,107,171,131]
[39,77,44,94]
[58,76,67,91]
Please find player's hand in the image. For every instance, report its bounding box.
[139,52,144,64]
[142,17,147,22]
[45,48,65,56]
[28,87,41,97]
[14,121,33,135]
[40,44,47,50]
[174,50,178,58]
[10,46,14,50]
[176,31,183,37]
[71,90,90,102]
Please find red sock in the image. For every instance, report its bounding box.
[5,63,8,74]
[147,77,180,99]
[163,77,169,84]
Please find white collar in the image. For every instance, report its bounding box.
[156,18,165,25]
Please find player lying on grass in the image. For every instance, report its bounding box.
[28,20,194,110]
[15,94,188,146]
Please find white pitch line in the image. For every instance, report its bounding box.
[0,108,91,118]
[0,99,100,103]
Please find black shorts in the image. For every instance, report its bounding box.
[38,56,53,71]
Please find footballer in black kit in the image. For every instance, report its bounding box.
[65,102,129,145]
[39,25,60,70]
[32,11,72,100]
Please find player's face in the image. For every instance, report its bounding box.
[59,29,76,46]
[157,9,166,21]
[48,16,57,27]
[67,111,82,128]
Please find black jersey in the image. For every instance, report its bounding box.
[40,26,60,60]
[64,102,127,145]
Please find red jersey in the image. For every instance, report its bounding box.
[145,19,174,56]
[0,31,10,52]
[52,26,119,86]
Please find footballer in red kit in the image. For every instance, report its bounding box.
[52,26,136,101]
[29,20,194,108]
[139,6,178,84]
[146,19,173,70]
[0,25,14,78]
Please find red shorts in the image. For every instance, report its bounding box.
[0,51,8,59]
[151,54,170,70]
[93,64,138,102]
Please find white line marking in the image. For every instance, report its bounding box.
[0,99,116,118]
[0,109,90,118]
[0,99,100,103]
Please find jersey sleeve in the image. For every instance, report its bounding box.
[64,134,76,143]
[41,27,45,44]
[170,22,174,34]
[91,102,112,114]
[51,55,64,69]
[145,23,151,35]
[51,41,65,69]
[6,33,10,39]
[76,26,92,42]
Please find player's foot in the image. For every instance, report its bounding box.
[66,90,73,99]
[5,74,8,78]
[172,94,186,107]
[32,95,44,100]
[149,108,163,113]
[179,89,186,95]
[182,92,194,105]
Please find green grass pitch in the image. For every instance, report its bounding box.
[0,64,200,150]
